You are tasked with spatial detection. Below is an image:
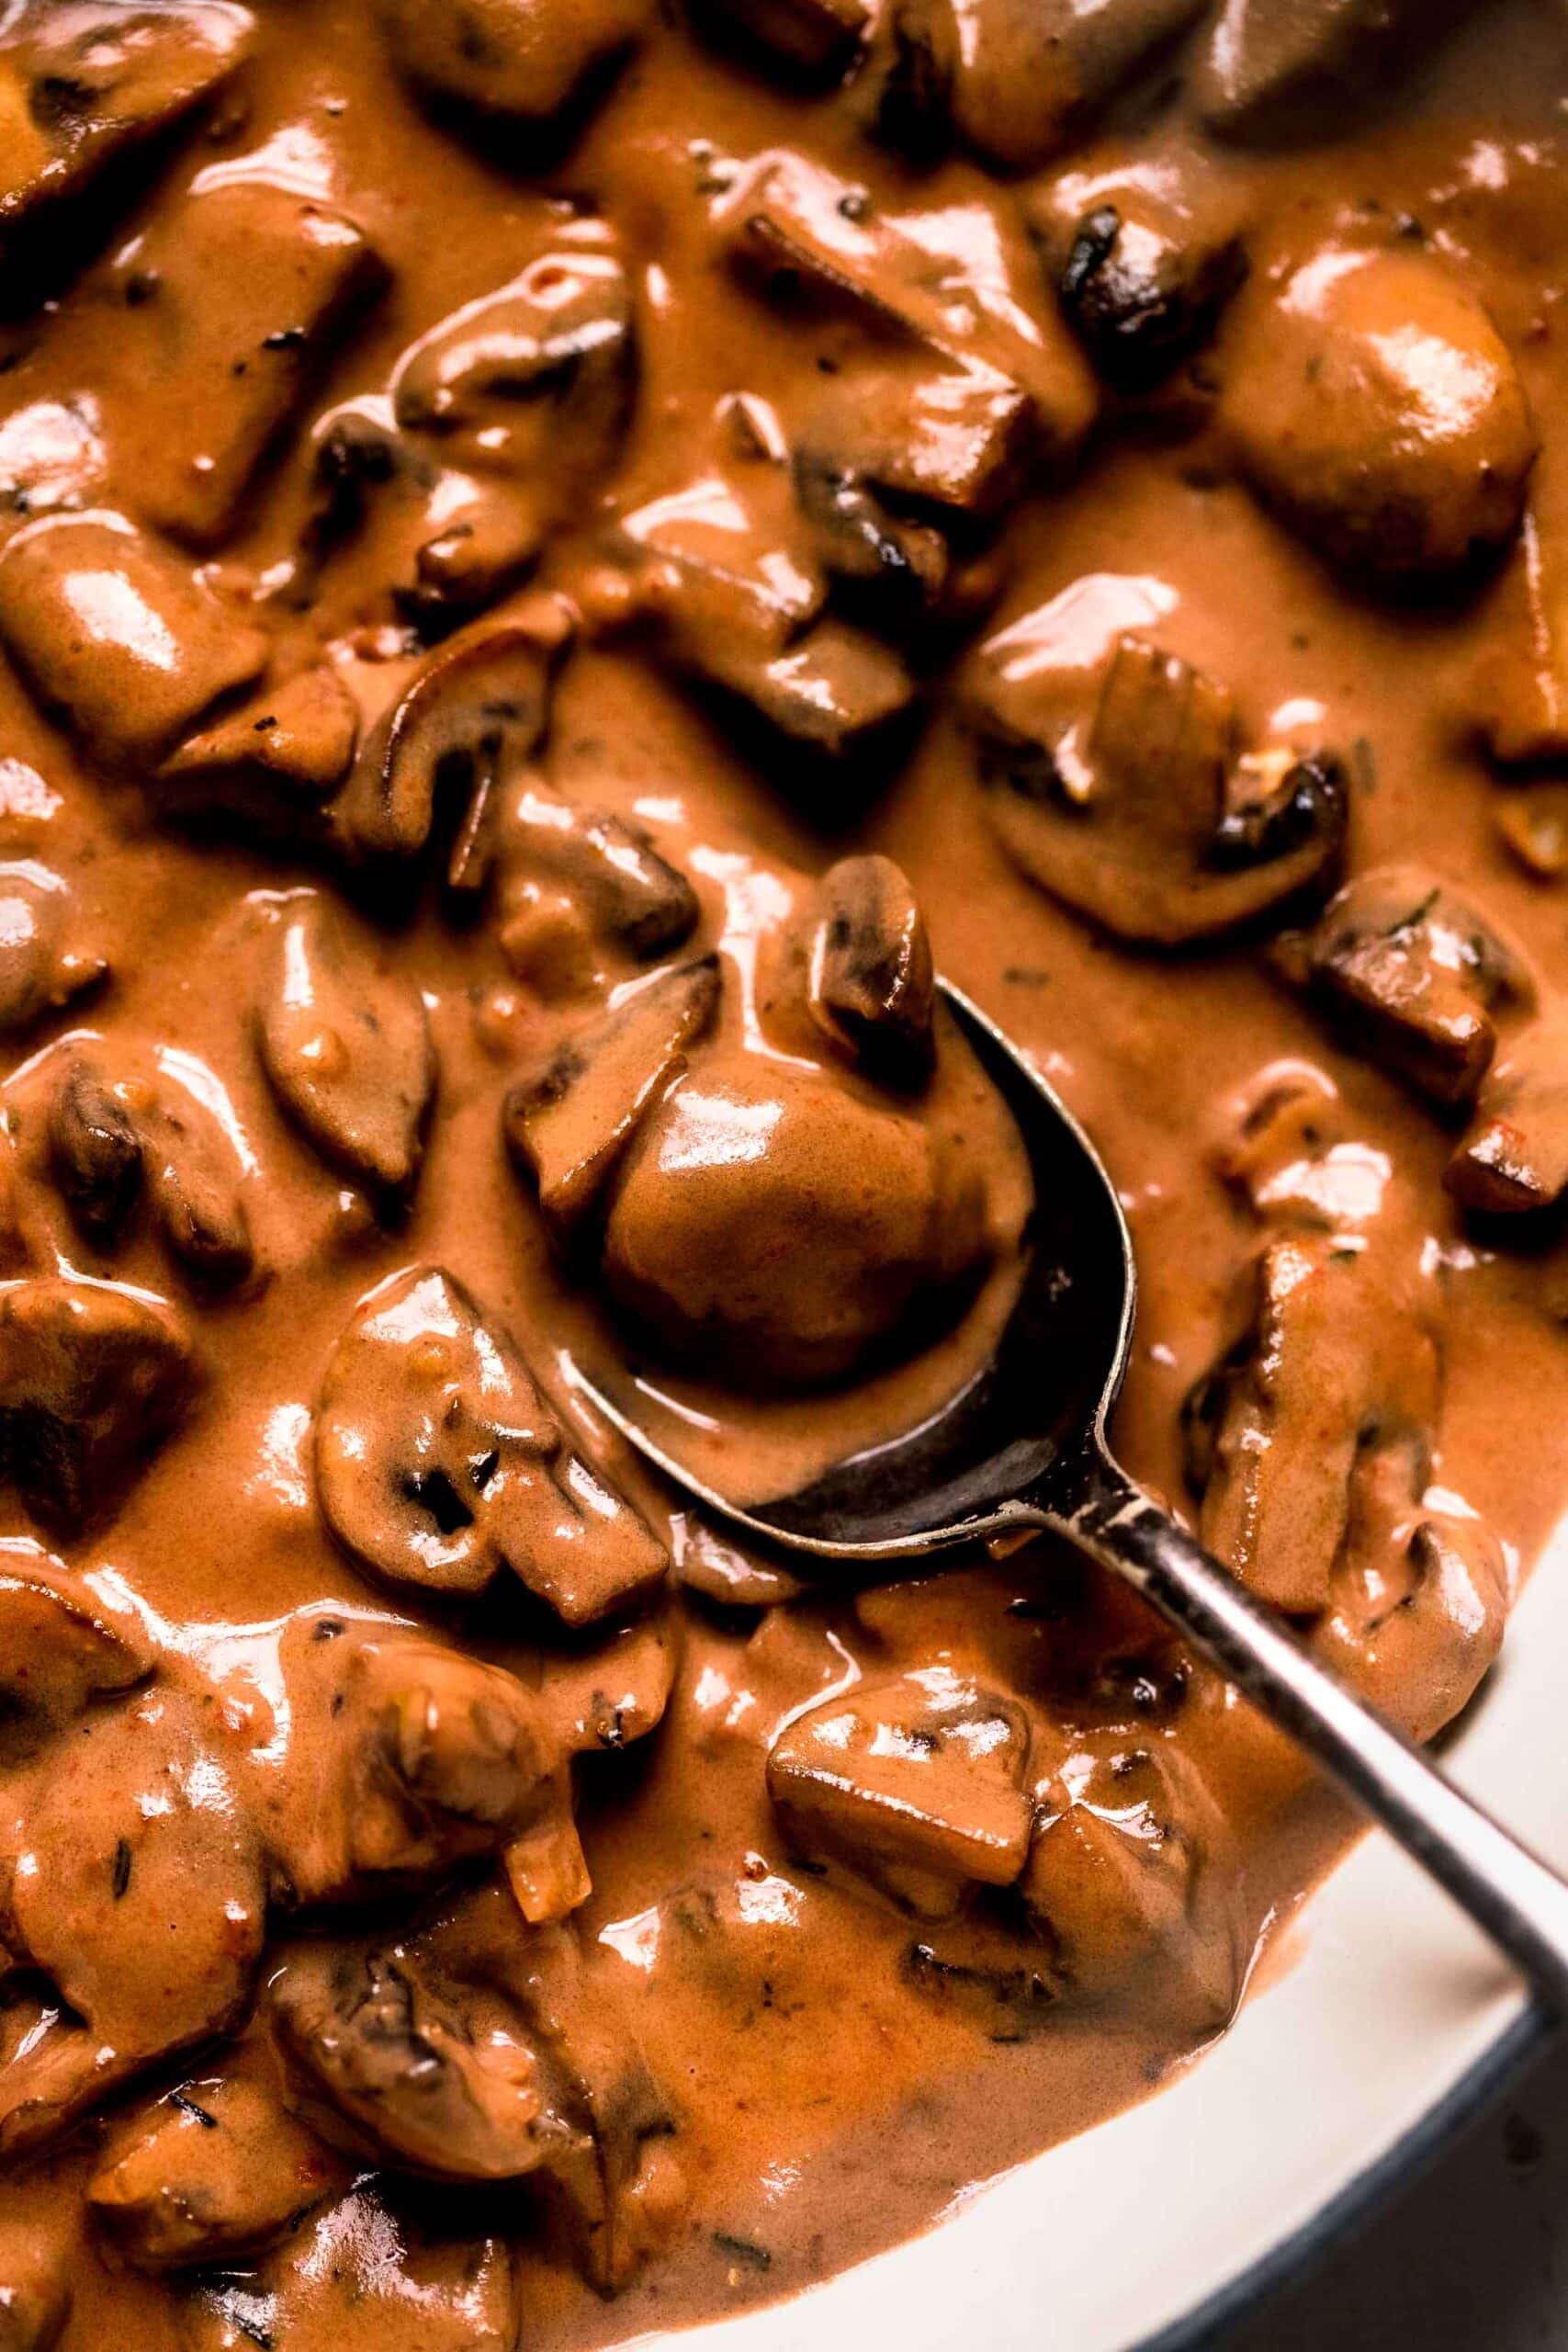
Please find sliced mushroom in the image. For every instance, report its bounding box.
[331,616,556,869]
[4,1691,268,2096]
[181,2182,521,2352]
[1194,0,1482,143]
[503,956,721,1242]
[425,1888,684,2293]
[380,0,652,126]
[264,1629,559,1905]
[623,448,916,766]
[139,1072,254,1290]
[90,180,386,548]
[1215,1063,1393,1232]
[87,2076,344,2273]
[0,1274,198,1530]
[1052,188,1248,394]
[314,1265,668,1623]
[254,892,435,1200]
[255,1626,552,1906]
[1186,1235,1438,1615]
[693,0,869,77]
[273,1941,563,2181]
[0,1541,155,1763]
[0,3,252,281]
[392,248,632,559]
[45,1057,144,1245]
[802,854,934,1090]
[863,0,1205,174]
[42,1049,254,1287]
[968,584,1346,945]
[1447,1007,1568,1216]
[1317,1442,1508,1745]
[540,1604,682,1754]
[767,1667,1033,1917]
[158,669,361,840]
[719,152,1098,468]
[602,1057,989,1389]
[0,864,106,1038]
[485,778,699,958]
[797,365,1037,532]
[1275,867,1529,1108]
[0,2219,69,2352]
[1220,247,1537,582]
[1021,1734,1235,2013]
[0,514,267,771]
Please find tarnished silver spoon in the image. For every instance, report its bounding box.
[571,980,1568,2013]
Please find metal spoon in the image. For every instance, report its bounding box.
[571,979,1568,2014]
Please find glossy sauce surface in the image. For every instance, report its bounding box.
[0,3,1567,2346]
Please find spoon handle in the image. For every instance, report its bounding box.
[1054,1447,1568,2017]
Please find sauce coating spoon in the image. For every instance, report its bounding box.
[570,979,1568,2016]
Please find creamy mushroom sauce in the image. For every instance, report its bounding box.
[1,1,1567,2346]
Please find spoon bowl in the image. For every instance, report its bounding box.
[570,978,1568,2018]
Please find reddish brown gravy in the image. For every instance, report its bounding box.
[1,1,1567,2346]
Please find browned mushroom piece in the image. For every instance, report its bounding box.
[180,2182,522,2352]
[0,3,253,279]
[1215,1063,1396,1232]
[540,1603,682,1754]
[601,1056,989,1390]
[798,365,1037,537]
[967,584,1346,946]
[694,0,869,78]
[767,1667,1034,1917]
[1193,0,1482,144]
[503,956,721,1241]
[380,0,653,127]
[0,514,267,772]
[423,1887,684,2293]
[1316,1436,1508,1745]
[331,616,557,869]
[86,2077,345,2274]
[1021,1733,1236,2013]
[273,1941,568,2182]
[0,2220,69,2352]
[622,440,917,769]
[139,1071,255,1291]
[0,1275,198,1531]
[1220,248,1538,582]
[2,1692,269,2134]
[45,1058,142,1245]
[863,0,1204,174]
[1446,1006,1568,1216]
[1184,1235,1438,1616]
[158,668,361,840]
[800,853,935,1090]
[43,1050,254,1287]
[314,1265,668,1623]
[0,396,105,523]
[0,865,106,1038]
[718,153,1098,472]
[0,1542,155,1764]
[484,777,699,960]
[254,893,435,1201]
[392,248,633,577]
[1275,866,1530,1108]
[1049,184,1248,394]
[85,181,386,548]
[260,1627,561,1905]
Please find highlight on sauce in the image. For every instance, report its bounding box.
[0,0,1565,2344]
